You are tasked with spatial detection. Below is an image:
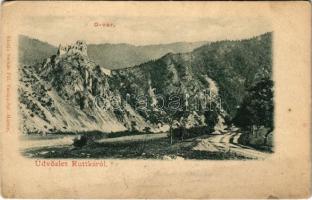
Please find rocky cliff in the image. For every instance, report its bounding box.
[18,33,272,135]
[19,41,151,134]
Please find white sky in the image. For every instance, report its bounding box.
[20,16,271,46]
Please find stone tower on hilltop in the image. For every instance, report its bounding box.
[57,40,88,57]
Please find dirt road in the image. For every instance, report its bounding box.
[21,131,270,160]
[193,132,270,159]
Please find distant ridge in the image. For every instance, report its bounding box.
[19,35,58,65]
[19,35,208,69]
[87,41,208,70]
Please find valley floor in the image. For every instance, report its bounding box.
[21,130,272,160]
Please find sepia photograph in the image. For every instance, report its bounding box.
[0,1,310,198]
[18,15,273,160]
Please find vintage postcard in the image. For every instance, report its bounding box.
[0,1,311,198]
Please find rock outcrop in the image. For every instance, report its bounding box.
[57,40,88,57]
[19,41,151,134]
